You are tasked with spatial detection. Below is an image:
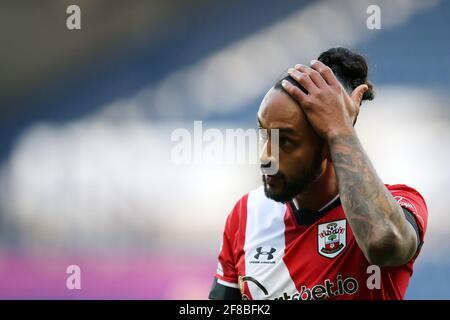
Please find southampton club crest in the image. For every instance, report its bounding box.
[318,219,347,258]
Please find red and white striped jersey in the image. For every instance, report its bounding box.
[212,184,427,300]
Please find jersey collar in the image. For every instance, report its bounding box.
[289,194,341,226]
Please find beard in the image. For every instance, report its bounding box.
[262,154,324,203]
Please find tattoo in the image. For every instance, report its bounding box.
[328,130,415,265]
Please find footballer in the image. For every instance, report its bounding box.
[208,47,427,300]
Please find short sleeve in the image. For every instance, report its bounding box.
[214,195,247,288]
[215,215,238,286]
[388,184,428,246]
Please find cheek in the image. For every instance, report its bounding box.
[278,149,306,176]
[281,145,321,175]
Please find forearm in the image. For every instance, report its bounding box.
[327,128,415,265]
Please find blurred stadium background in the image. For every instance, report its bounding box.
[0,0,449,299]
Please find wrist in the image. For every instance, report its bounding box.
[326,126,357,144]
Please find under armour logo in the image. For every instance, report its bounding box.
[254,247,276,260]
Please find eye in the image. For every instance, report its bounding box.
[280,137,293,147]
[279,137,300,152]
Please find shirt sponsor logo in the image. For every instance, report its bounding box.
[238,273,359,300]
[318,219,347,258]
[274,275,359,300]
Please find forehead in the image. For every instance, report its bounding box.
[257,88,307,131]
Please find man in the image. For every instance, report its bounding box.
[208,47,427,300]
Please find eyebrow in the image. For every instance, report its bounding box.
[257,118,299,136]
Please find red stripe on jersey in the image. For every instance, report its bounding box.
[215,194,249,297]
[235,194,250,299]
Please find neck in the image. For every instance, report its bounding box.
[295,161,338,211]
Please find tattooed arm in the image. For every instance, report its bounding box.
[282,60,418,266]
[327,128,418,266]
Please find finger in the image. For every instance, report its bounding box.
[294,64,327,88]
[287,68,317,94]
[310,59,340,87]
[351,84,368,106]
[281,79,308,103]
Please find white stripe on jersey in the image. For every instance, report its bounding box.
[217,279,239,288]
[244,186,299,299]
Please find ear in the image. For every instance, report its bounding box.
[351,84,368,106]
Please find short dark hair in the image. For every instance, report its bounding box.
[274,47,375,102]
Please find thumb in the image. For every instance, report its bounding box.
[351,84,368,106]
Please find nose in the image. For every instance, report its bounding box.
[260,139,272,166]
[260,129,280,175]
[260,139,279,172]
